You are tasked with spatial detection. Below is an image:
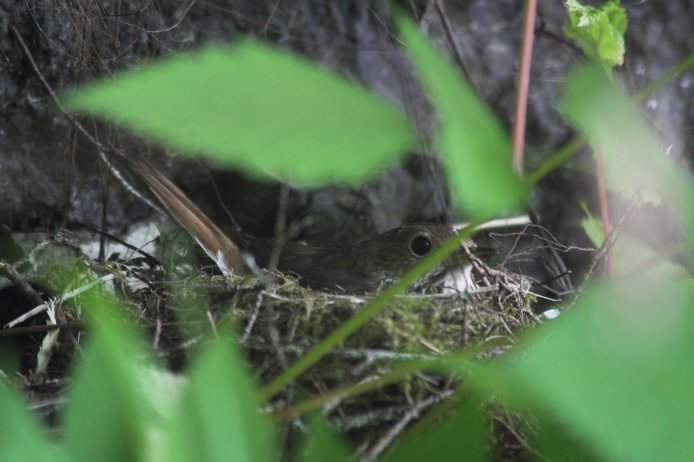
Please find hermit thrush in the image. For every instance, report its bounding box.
[113,153,486,292]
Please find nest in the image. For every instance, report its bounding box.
[1,229,538,459]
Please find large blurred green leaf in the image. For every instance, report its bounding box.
[532,418,603,462]
[298,415,351,462]
[386,396,487,462]
[395,13,526,217]
[0,386,68,462]
[63,292,152,462]
[163,335,275,462]
[563,63,694,261]
[562,64,682,203]
[472,280,694,461]
[65,44,412,186]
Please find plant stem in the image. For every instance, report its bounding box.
[512,0,538,176]
[594,146,615,276]
[634,54,694,103]
[525,136,585,185]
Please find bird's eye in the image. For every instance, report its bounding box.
[410,235,431,257]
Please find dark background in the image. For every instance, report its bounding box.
[1,0,692,287]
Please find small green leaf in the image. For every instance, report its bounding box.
[65,44,412,186]
[163,335,275,462]
[298,415,351,462]
[395,13,526,217]
[386,396,487,462]
[63,292,152,462]
[579,202,604,247]
[474,280,694,461]
[0,386,68,461]
[563,0,627,71]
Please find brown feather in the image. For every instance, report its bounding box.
[128,157,245,276]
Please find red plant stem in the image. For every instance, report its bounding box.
[512,0,538,176]
[594,146,615,276]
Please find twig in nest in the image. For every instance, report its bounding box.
[363,391,453,462]
[71,221,161,266]
[5,274,115,328]
[0,260,44,306]
[0,321,86,338]
[570,199,639,307]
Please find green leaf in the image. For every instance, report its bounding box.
[562,64,689,206]
[298,415,351,462]
[579,202,604,247]
[163,335,275,462]
[386,397,487,462]
[65,44,412,186]
[63,292,152,462]
[532,419,603,462]
[476,280,694,461]
[0,386,68,462]
[563,63,694,268]
[395,13,526,217]
[563,0,627,71]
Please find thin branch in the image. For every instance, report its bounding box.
[12,25,164,214]
[11,25,105,150]
[0,321,86,337]
[145,0,197,34]
[71,220,161,266]
[433,0,474,87]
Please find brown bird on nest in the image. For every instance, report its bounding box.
[108,153,491,293]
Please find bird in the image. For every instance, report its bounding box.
[108,152,488,293]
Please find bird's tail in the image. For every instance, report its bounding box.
[109,152,245,277]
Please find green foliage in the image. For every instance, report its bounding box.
[532,421,601,462]
[385,397,488,462]
[395,12,527,217]
[469,280,694,461]
[297,415,352,462]
[0,387,67,462]
[163,334,275,462]
[579,201,604,247]
[562,64,683,206]
[65,44,412,186]
[63,292,153,462]
[450,59,694,461]
[562,63,694,269]
[1,290,277,461]
[563,0,627,71]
